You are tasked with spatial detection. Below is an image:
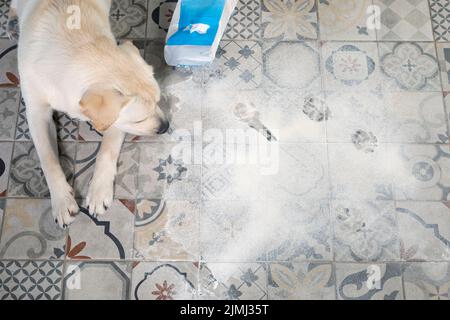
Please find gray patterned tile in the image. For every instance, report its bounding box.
[0,199,67,259]
[214,40,263,89]
[0,141,12,196]
[263,41,321,91]
[266,198,332,262]
[131,261,198,300]
[332,200,400,262]
[430,0,450,41]
[110,0,147,39]
[63,261,131,300]
[0,0,11,39]
[379,42,441,92]
[0,260,63,300]
[329,143,395,200]
[0,88,19,140]
[325,90,386,143]
[0,39,19,87]
[393,144,450,201]
[403,262,450,299]
[397,201,450,261]
[375,0,434,41]
[437,42,450,91]
[8,142,75,198]
[200,200,267,262]
[268,262,335,300]
[146,0,176,39]
[67,200,135,260]
[336,263,404,300]
[16,98,78,142]
[74,143,140,199]
[199,262,267,300]
[134,199,199,261]
[322,42,381,92]
[137,142,201,200]
[384,92,448,144]
[224,0,262,40]
[53,112,78,141]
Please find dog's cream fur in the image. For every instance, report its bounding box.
[11,0,167,227]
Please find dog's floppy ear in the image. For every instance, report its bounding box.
[79,88,130,132]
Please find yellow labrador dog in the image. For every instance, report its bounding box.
[10,0,168,228]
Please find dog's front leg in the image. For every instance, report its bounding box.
[27,105,78,228]
[86,126,125,216]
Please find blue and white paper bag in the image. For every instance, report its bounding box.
[164,0,238,66]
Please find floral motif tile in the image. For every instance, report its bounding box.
[0,39,19,88]
[375,0,434,41]
[266,198,332,262]
[137,142,201,200]
[397,201,450,261]
[263,41,321,91]
[379,42,441,91]
[8,142,75,198]
[134,199,199,261]
[268,262,335,300]
[15,96,30,141]
[131,262,198,300]
[328,143,395,200]
[322,42,381,92]
[261,0,318,40]
[67,201,135,260]
[0,89,19,140]
[199,263,267,300]
[200,200,267,262]
[403,262,450,299]
[393,144,450,201]
[147,0,177,39]
[63,261,131,300]
[74,143,140,199]
[224,0,262,40]
[0,260,63,300]
[384,92,448,144]
[325,90,387,143]
[0,142,12,196]
[110,0,147,39]
[430,0,450,41]
[332,200,400,262]
[335,263,404,300]
[437,42,450,91]
[0,199,67,259]
[0,0,11,39]
[208,41,262,90]
[318,0,376,41]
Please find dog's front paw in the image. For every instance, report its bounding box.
[51,186,79,228]
[86,176,114,216]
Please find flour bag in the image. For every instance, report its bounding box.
[164,0,238,66]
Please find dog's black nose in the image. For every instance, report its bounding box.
[157,120,170,135]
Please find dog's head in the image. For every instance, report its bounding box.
[79,41,169,136]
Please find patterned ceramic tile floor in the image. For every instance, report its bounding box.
[1,0,450,300]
